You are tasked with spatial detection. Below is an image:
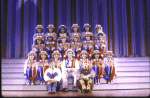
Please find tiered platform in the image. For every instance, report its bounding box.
[1,57,150,97]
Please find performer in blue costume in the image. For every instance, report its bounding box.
[37,51,49,85]
[44,60,61,94]
[104,51,117,84]
[24,51,38,85]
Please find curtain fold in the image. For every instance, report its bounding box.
[1,0,149,58]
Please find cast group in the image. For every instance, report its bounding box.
[24,23,116,94]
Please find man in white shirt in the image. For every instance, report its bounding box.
[61,49,80,92]
[44,60,61,94]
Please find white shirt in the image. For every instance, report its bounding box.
[44,68,61,82]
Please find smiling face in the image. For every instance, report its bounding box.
[85,36,90,41]
[37,39,42,44]
[73,27,78,32]
[49,61,55,70]
[41,54,46,60]
[29,54,35,60]
[61,37,66,43]
[82,54,87,59]
[73,37,78,42]
[85,26,89,32]
[54,54,60,60]
[60,27,65,33]
[48,28,53,33]
[67,51,73,58]
[94,54,100,59]
[37,28,42,33]
[98,35,103,40]
[107,54,112,59]
[47,37,53,41]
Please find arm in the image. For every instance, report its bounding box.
[44,68,50,82]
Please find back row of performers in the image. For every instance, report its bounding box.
[24,49,116,93]
[32,23,106,61]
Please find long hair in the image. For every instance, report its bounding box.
[39,54,48,60]
[34,39,45,45]
[57,26,69,37]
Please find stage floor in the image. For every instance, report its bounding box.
[2,89,150,97]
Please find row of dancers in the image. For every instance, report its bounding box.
[32,23,106,61]
[24,49,116,93]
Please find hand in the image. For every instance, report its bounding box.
[48,79,53,84]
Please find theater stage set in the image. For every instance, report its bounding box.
[1,0,150,97]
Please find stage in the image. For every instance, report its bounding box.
[1,57,150,97]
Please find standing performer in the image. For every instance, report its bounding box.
[57,25,69,41]
[33,25,45,44]
[24,51,38,85]
[69,24,81,41]
[37,51,49,85]
[44,60,61,94]
[104,51,116,84]
[79,50,92,68]
[77,62,95,93]
[91,50,104,84]
[45,24,57,59]
[61,49,79,92]
[70,33,82,60]
[57,34,70,60]
[32,36,45,61]
[94,24,106,40]
[82,32,94,60]
[52,50,62,72]
[81,23,93,41]
[94,32,107,60]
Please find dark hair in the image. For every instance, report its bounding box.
[48,59,55,64]
[91,53,102,59]
[57,26,69,37]
[83,26,92,32]
[47,36,53,41]
[71,27,79,33]
[34,39,45,45]
[36,28,43,33]
[98,33,103,36]
[39,54,48,60]
[71,37,80,43]
[85,36,93,40]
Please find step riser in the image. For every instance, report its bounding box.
[2,83,150,91]
[2,77,150,85]
[2,66,150,73]
[2,71,150,78]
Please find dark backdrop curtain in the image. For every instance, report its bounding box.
[1,0,150,58]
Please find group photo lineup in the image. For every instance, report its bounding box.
[1,0,150,97]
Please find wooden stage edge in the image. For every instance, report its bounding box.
[2,89,150,97]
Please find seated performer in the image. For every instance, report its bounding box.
[44,60,61,94]
[104,51,116,84]
[70,33,82,60]
[57,25,69,41]
[32,35,45,61]
[91,50,104,84]
[45,24,57,59]
[51,50,62,72]
[61,49,79,92]
[33,25,45,44]
[82,32,94,60]
[81,23,93,41]
[79,50,92,68]
[57,34,70,59]
[69,24,81,41]
[37,51,49,85]
[77,61,95,93]
[24,51,38,85]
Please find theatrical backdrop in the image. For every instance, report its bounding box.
[1,0,150,58]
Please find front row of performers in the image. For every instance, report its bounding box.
[24,49,116,93]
